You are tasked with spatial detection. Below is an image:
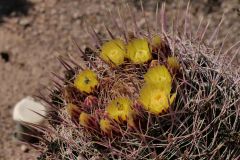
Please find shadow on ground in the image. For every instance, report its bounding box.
[0,0,33,23]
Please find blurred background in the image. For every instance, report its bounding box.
[0,0,239,159]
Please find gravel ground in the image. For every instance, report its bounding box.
[0,0,239,159]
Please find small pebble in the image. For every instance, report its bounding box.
[21,145,29,153]
[19,18,32,27]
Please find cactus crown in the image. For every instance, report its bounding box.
[36,2,240,160]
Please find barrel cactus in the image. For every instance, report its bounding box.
[35,2,240,160]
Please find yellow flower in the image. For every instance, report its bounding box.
[126,38,152,64]
[99,119,112,133]
[106,97,133,122]
[79,112,92,127]
[144,65,172,93]
[66,103,80,118]
[167,56,180,70]
[139,84,176,115]
[100,39,126,66]
[74,69,98,93]
[151,35,162,48]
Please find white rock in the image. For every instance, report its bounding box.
[13,97,47,124]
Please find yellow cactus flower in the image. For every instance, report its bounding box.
[100,119,112,133]
[66,103,81,118]
[151,35,162,48]
[144,65,172,93]
[167,56,180,70]
[139,84,176,115]
[126,38,152,64]
[100,39,126,66]
[74,69,98,93]
[79,112,92,127]
[106,97,133,122]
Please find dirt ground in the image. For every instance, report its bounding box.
[0,0,239,159]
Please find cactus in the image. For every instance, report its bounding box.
[36,2,240,160]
